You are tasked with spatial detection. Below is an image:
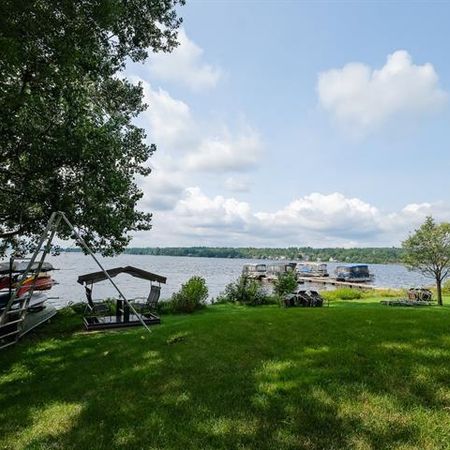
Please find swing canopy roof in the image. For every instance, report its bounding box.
[77,266,167,285]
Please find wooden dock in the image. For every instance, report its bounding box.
[297,276,376,290]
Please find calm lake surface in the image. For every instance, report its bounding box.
[34,253,431,309]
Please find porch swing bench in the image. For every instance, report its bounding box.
[77,266,167,331]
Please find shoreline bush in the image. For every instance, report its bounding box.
[215,276,270,306]
[170,276,208,313]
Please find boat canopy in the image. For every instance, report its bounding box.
[77,266,167,285]
[336,265,369,270]
[298,262,327,268]
[243,264,266,271]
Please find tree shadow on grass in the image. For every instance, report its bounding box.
[1,306,450,449]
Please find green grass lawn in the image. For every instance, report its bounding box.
[1,298,450,450]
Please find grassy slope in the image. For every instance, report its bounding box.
[1,299,450,450]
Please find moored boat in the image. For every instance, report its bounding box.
[335,265,374,283]
[242,263,267,280]
[265,262,297,281]
[297,262,329,278]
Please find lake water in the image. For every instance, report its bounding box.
[30,253,432,309]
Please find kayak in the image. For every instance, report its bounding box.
[0,274,55,298]
[15,274,55,297]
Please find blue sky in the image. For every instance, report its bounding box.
[127,1,450,248]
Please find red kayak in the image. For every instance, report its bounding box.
[0,273,55,298]
[15,274,55,297]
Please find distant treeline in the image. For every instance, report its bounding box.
[63,246,404,263]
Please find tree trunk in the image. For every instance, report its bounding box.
[436,278,443,306]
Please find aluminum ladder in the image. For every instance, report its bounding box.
[0,212,62,349]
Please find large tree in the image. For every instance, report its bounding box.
[402,216,450,306]
[0,0,184,256]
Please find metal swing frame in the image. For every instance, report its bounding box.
[77,265,166,331]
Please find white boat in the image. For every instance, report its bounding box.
[265,263,297,281]
[242,263,267,280]
[297,263,329,278]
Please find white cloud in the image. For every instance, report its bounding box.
[138,78,263,173]
[317,50,448,136]
[254,193,379,238]
[176,187,252,229]
[140,189,450,247]
[148,29,222,91]
[134,79,263,212]
[382,201,450,238]
[139,81,194,150]
[185,127,263,172]
[139,166,185,211]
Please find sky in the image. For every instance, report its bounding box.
[126,0,450,248]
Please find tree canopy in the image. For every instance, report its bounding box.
[402,216,450,305]
[0,0,184,256]
[115,246,404,264]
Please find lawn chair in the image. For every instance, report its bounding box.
[407,288,432,302]
[84,286,110,316]
[308,290,324,307]
[131,285,161,313]
[295,290,312,307]
[282,293,296,307]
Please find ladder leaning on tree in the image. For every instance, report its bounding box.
[0,212,152,350]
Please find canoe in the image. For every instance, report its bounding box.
[0,261,55,275]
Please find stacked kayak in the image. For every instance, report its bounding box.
[0,261,57,314]
[1,259,58,349]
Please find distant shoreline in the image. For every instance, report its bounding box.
[62,246,404,265]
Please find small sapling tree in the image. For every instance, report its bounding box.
[273,271,298,298]
[402,216,450,306]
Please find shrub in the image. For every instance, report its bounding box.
[273,271,298,297]
[156,299,175,315]
[170,276,209,313]
[69,302,87,314]
[218,276,269,306]
[262,295,280,305]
